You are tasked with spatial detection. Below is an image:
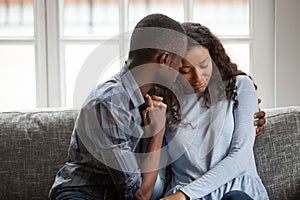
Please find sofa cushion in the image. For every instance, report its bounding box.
[0,109,78,200]
[254,106,300,200]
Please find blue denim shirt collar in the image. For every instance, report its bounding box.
[120,64,145,109]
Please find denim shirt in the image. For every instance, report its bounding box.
[49,65,147,199]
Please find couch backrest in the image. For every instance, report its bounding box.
[0,109,79,200]
[254,106,300,200]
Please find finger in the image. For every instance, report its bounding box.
[254,118,266,127]
[150,95,167,109]
[258,98,262,105]
[256,126,264,132]
[257,118,266,126]
[254,110,265,118]
[259,126,264,132]
[256,126,264,136]
[256,128,261,136]
[142,109,150,124]
[261,110,266,117]
[145,94,153,108]
[151,95,163,101]
[152,101,167,109]
[258,110,266,118]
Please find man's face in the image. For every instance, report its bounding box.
[148,36,187,87]
[165,37,187,82]
[170,54,184,72]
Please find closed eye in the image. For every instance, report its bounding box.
[199,59,211,69]
[179,66,192,74]
[199,64,209,69]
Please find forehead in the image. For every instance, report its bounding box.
[185,45,209,61]
[177,36,188,57]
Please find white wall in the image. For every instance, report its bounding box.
[253,0,300,108]
[275,0,300,107]
[253,0,275,108]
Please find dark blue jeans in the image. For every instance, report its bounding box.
[222,190,254,200]
[53,187,118,200]
[54,190,101,200]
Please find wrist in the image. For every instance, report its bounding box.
[178,191,189,200]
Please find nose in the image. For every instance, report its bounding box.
[192,68,204,83]
[178,60,183,70]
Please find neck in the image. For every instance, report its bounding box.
[126,59,155,97]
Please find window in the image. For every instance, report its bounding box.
[0,0,36,111]
[0,0,263,110]
[193,0,251,74]
[128,0,184,30]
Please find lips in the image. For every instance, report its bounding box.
[192,82,206,91]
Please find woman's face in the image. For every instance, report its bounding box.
[180,45,213,93]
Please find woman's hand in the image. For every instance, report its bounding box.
[160,191,188,200]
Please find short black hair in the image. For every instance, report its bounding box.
[129,14,186,62]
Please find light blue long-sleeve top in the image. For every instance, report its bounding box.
[164,75,269,200]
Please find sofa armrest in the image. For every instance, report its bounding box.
[254,106,300,200]
[0,109,79,200]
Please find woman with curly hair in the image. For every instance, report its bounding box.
[160,23,269,200]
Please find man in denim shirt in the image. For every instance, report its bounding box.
[49,14,188,200]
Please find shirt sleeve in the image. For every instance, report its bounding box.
[76,98,144,199]
[180,76,258,199]
[141,137,168,200]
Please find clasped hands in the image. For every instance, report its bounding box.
[142,94,167,138]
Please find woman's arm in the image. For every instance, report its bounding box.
[170,76,258,199]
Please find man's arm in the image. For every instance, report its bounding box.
[134,94,167,200]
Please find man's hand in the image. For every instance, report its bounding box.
[254,98,266,136]
[142,94,167,138]
[160,191,188,200]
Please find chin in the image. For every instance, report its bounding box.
[194,87,206,93]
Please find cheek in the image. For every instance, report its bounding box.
[172,58,183,71]
[182,74,193,84]
[207,69,213,80]
[205,66,213,81]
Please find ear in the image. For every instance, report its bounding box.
[159,52,171,66]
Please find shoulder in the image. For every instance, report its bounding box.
[235,75,253,85]
[95,70,130,103]
[235,75,256,91]
[79,79,120,110]
[233,75,258,107]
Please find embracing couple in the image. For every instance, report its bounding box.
[49,14,268,200]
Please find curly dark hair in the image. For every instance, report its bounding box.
[182,22,257,108]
